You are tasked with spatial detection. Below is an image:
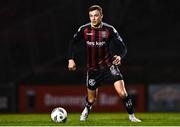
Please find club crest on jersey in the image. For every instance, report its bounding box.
[88,79,96,86]
[101,31,107,38]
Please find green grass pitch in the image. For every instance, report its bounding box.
[0,113,180,126]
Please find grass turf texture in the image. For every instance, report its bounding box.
[0,113,180,126]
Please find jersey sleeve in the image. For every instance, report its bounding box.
[109,27,127,58]
[68,27,83,59]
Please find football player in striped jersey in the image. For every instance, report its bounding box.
[68,5,141,122]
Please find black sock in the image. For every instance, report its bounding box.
[122,95,134,114]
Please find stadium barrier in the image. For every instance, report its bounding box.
[0,83,16,112]
[18,84,145,113]
[148,84,180,112]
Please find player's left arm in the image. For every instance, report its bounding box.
[112,55,121,65]
[109,27,127,65]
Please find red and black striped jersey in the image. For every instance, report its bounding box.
[68,22,127,71]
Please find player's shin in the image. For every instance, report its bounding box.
[80,96,95,121]
[122,96,142,122]
[122,95,134,114]
[85,96,94,111]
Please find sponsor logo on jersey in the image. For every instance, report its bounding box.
[110,65,120,76]
[86,33,93,35]
[86,41,106,47]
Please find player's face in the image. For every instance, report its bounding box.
[89,10,103,28]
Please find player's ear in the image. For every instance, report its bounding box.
[101,14,103,19]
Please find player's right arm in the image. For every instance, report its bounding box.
[68,26,83,71]
[68,59,76,70]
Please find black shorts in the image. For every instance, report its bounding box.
[86,65,123,90]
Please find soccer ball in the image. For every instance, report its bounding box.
[50,107,67,123]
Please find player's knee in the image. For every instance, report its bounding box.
[88,97,96,104]
[119,92,128,99]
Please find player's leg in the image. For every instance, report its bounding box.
[114,80,141,122]
[80,88,98,121]
[87,88,98,104]
[80,70,102,121]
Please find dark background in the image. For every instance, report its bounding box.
[0,0,180,90]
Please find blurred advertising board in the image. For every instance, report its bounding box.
[0,84,16,112]
[148,84,180,112]
[19,84,145,113]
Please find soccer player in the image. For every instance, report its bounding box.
[68,5,141,122]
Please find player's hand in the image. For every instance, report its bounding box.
[112,55,121,66]
[68,59,76,71]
